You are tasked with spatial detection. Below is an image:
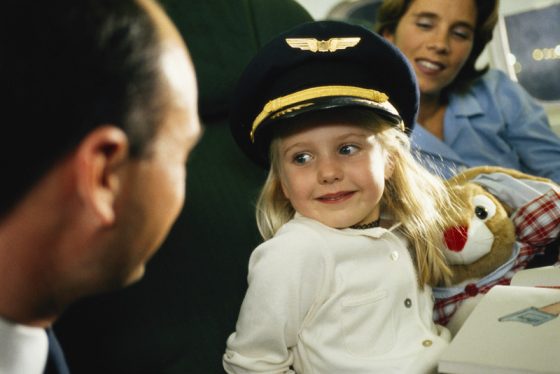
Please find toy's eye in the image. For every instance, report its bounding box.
[474,206,488,219]
[471,195,496,221]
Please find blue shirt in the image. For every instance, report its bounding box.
[411,69,560,183]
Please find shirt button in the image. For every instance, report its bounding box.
[422,339,433,347]
[404,298,412,308]
[390,251,399,261]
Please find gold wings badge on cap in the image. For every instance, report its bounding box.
[285,37,361,52]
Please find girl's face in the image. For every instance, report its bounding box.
[383,0,477,99]
[277,121,392,229]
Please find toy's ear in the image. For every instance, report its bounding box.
[451,166,552,184]
[455,166,559,211]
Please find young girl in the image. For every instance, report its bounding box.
[224,20,458,373]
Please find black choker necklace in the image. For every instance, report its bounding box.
[350,219,380,230]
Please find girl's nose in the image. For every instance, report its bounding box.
[317,158,343,184]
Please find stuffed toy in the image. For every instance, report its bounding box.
[432,166,560,335]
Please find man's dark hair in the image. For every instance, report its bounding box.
[0,0,166,217]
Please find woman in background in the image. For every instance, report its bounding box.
[376,0,560,183]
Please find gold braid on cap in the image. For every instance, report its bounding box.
[250,85,391,142]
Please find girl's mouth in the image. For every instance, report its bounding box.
[316,191,355,203]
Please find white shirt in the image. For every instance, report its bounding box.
[224,216,450,374]
[0,316,48,374]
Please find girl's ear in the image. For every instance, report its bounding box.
[280,178,290,200]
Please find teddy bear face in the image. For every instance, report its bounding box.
[444,193,498,264]
[443,182,516,285]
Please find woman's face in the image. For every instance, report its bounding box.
[276,121,392,229]
[383,0,477,99]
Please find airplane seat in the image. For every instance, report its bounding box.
[54,1,312,373]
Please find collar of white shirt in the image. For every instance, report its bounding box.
[0,315,48,374]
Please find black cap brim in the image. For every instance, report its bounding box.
[230,20,419,168]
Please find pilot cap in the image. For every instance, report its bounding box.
[230,20,419,168]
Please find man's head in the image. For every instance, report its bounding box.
[89,0,202,287]
[0,0,201,312]
[1,0,199,217]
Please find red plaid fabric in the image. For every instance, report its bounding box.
[514,189,560,246]
[433,189,560,326]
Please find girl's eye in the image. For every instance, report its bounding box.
[293,153,312,165]
[339,144,359,155]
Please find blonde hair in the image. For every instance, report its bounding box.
[256,109,457,286]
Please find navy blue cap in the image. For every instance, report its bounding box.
[230,20,419,168]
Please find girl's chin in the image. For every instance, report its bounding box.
[316,218,358,229]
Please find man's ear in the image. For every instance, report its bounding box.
[73,126,129,226]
